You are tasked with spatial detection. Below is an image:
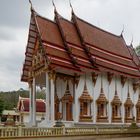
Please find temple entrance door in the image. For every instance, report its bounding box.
[66,103,72,121]
[83,102,88,115]
[66,103,69,121]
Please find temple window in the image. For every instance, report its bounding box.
[111,90,122,123]
[96,96,108,122]
[55,93,60,120]
[83,102,88,115]
[61,81,73,121]
[79,82,93,122]
[124,90,134,123]
[96,75,108,123]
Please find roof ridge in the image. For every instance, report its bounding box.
[36,14,55,24]
[76,16,121,38]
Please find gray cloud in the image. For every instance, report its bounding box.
[0,0,140,91]
[0,0,30,28]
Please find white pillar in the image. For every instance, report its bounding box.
[93,86,96,123]
[29,83,33,124]
[133,92,136,121]
[121,87,124,124]
[45,72,50,122]
[108,84,111,123]
[32,77,36,126]
[50,78,55,124]
[74,82,79,122]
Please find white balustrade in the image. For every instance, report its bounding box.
[0,126,140,138]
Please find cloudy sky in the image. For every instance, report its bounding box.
[0,0,140,91]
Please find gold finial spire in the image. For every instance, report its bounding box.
[128,80,130,98]
[84,74,87,91]
[115,76,117,95]
[100,74,104,93]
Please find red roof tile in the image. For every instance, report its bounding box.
[17,97,45,113]
[21,10,140,81]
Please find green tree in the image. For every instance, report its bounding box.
[135,44,140,55]
[0,96,4,122]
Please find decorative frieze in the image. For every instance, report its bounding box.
[48,70,56,82]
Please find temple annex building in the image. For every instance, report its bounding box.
[21,4,140,127]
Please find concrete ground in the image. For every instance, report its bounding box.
[6,136,140,140]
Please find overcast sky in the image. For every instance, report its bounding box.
[0,0,140,91]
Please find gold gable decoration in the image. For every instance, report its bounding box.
[79,83,93,102]
[96,88,108,104]
[124,93,134,107]
[111,91,122,105]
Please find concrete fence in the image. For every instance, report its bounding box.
[0,126,140,138]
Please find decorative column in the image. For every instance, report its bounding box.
[107,72,114,124]
[121,75,127,124]
[73,75,80,122]
[29,82,33,124]
[136,93,140,123]
[124,83,134,123]
[92,72,98,124]
[32,77,36,126]
[50,77,55,124]
[45,72,50,123]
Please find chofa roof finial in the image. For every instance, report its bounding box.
[69,0,74,14]
[29,0,34,11]
[52,0,57,13]
[130,34,133,46]
[120,24,124,37]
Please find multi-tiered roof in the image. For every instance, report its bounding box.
[21,7,140,82]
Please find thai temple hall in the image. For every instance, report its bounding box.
[21,2,140,127]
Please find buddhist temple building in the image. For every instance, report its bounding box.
[16,96,45,125]
[21,2,140,127]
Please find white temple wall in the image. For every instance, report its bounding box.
[74,75,84,122]
[134,88,139,120]
[109,76,115,124]
[54,73,139,124]
[94,74,101,123]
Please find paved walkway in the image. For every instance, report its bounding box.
[8,136,140,140]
